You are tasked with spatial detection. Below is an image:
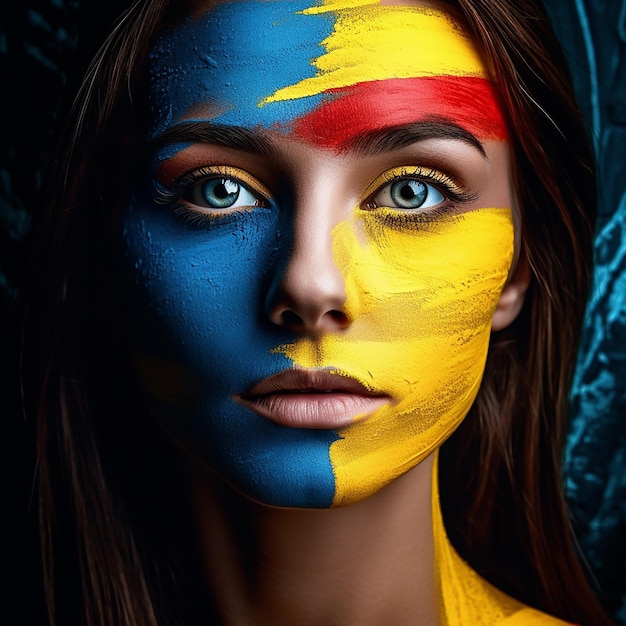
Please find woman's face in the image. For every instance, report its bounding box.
[122,0,514,508]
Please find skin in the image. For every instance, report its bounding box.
[121,0,529,622]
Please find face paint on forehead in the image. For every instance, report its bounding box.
[147,0,507,146]
[147,0,333,139]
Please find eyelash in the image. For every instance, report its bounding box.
[154,165,271,225]
[360,165,478,231]
[362,165,476,215]
[154,164,477,227]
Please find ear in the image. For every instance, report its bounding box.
[491,255,531,331]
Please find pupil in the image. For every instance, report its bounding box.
[400,185,415,199]
[203,178,240,209]
[390,179,426,208]
[215,183,229,199]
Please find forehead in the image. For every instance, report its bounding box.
[147,0,507,146]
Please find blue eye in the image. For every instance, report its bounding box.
[183,177,261,210]
[372,179,445,210]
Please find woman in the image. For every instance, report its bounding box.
[22,0,614,624]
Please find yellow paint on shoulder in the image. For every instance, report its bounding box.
[261,2,486,105]
[432,451,574,625]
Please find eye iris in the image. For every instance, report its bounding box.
[390,180,427,209]
[203,178,240,208]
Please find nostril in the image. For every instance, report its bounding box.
[327,310,349,327]
[275,308,349,333]
[280,310,304,329]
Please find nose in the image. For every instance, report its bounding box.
[265,220,350,335]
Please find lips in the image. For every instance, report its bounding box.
[236,368,390,429]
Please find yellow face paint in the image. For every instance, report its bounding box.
[262,2,487,105]
[276,207,514,506]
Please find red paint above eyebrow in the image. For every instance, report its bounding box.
[290,76,508,149]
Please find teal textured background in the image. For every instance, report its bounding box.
[543,1,625,621]
[3,1,624,624]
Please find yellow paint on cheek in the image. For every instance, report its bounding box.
[262,3,486,104]
[275,208,514,506]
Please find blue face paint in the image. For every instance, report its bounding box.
[120,2,344,508]
[122,186,338,507]
[148,1,333,139]
[121,3,342,508]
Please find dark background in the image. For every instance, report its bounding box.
[3,1,625,624]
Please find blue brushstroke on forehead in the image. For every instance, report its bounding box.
[147,0,333,139]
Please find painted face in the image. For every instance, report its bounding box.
[121,0,514,508]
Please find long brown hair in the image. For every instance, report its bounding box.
[440,0,609,623]
[23,0,612,624]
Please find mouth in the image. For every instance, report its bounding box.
[235,368,391,429]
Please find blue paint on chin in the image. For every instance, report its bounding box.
[148,1,333,139]
[175,397,340,508]
[120,190,339,508]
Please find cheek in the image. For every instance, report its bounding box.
[277,208,514,506]
[119,196,286,401]
[349,208,515,342]
[119,197,342,508]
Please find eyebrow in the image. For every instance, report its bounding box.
[150,119,487,158]
[349,121,487,158]
[150,121,273,155]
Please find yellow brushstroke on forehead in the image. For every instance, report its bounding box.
[261,1,486,105]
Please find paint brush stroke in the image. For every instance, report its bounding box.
[291,76,508,148]
[261,4,487,104]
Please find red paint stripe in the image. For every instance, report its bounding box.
[291,76,508,149]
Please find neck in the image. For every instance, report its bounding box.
[190,454,440,626]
